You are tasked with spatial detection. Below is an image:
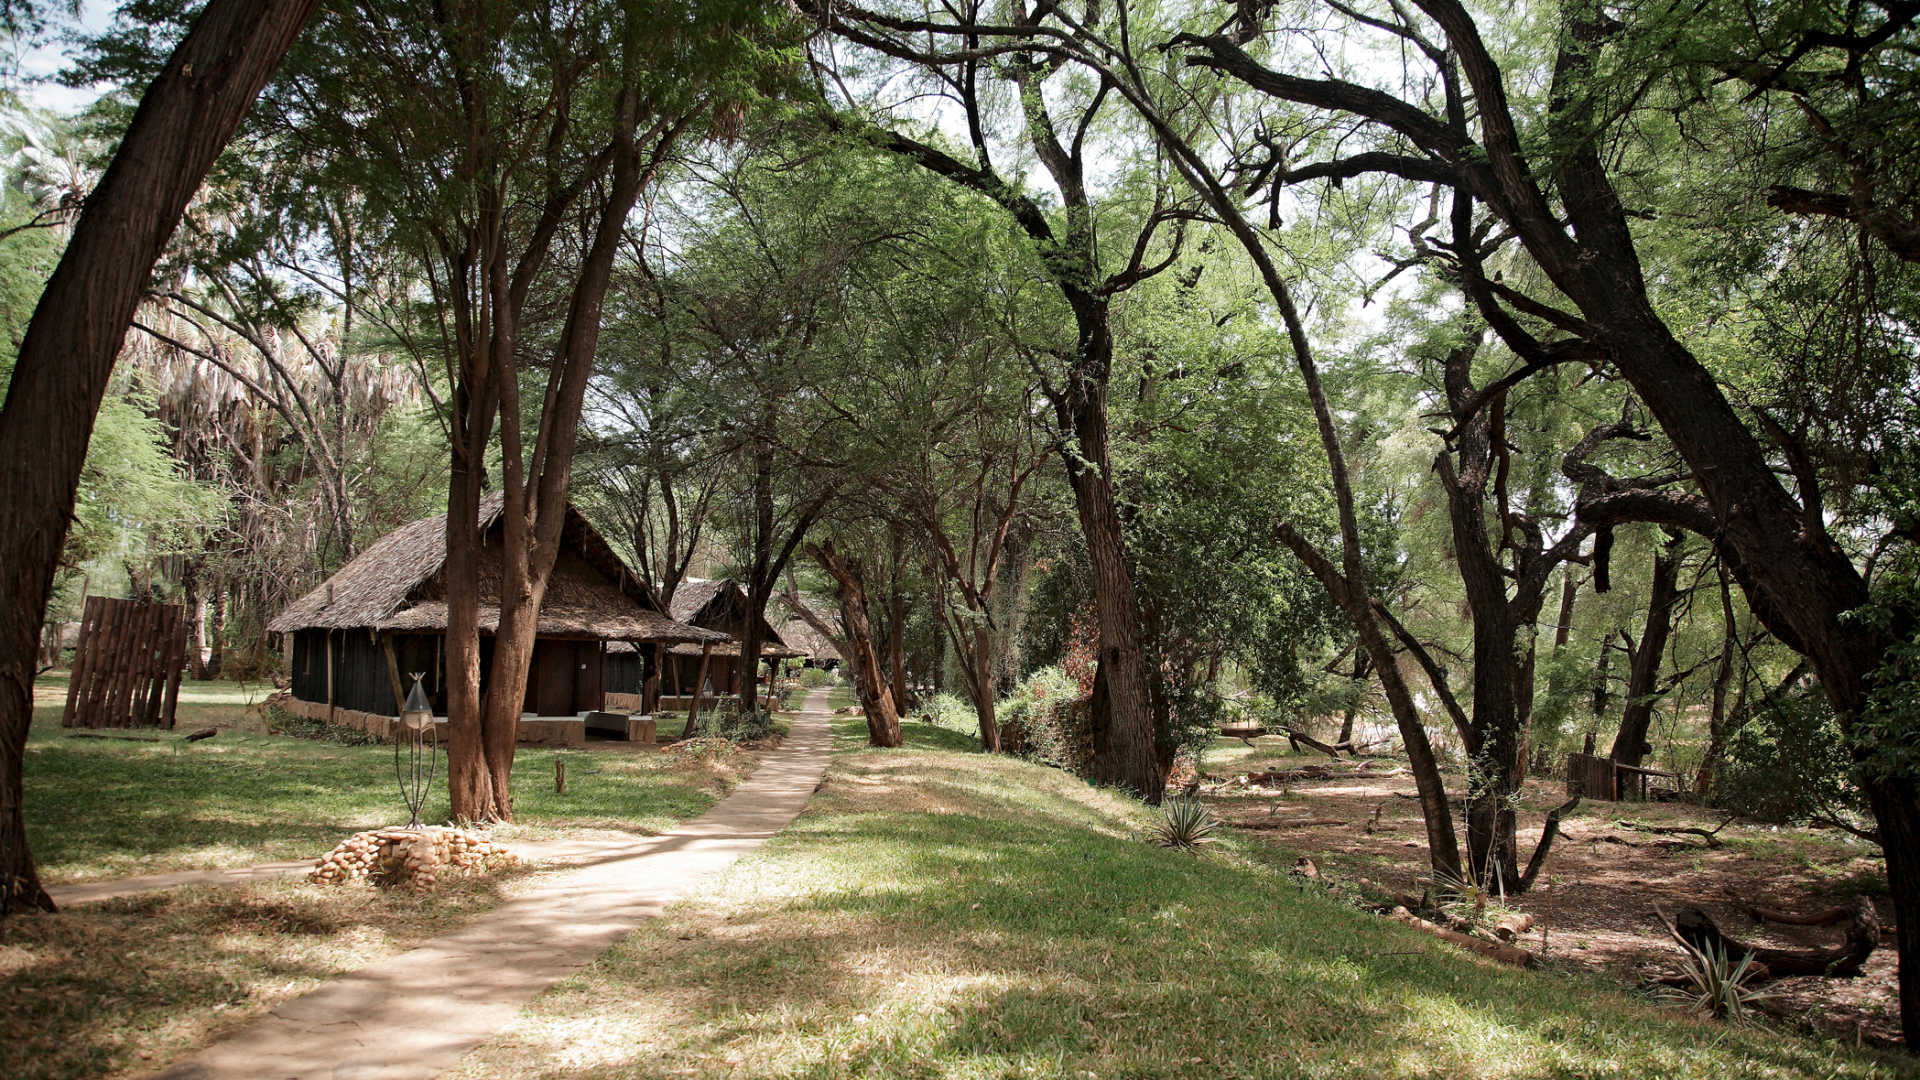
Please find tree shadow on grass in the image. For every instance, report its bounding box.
[3,869,535,1080]
[463,763,1909,1080]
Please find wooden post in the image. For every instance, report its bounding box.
[62,596,99,726]
[555,759,566,794]
[643,641,662,714]
[687,640,713,731]
[381,633,408,715]
[325,628,336,724]
[160,614,185,728]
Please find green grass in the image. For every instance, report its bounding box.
[445,719,1913,1080]
[26,674,748,883]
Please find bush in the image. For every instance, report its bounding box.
[917,692,976,732]
[267,706,383,746]
[686,702,777,743]
[998,666,1088,771]
[797,667,836,689]
[775,680,808,711]
[1715,690,1860,825]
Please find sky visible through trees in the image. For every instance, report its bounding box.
[3,0,1920,1065]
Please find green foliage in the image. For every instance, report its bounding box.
[1655,940,1773,1022]
[796,667,835,689]
[917,692,976,733]
[1855,563,1920,787]
[685,702,777,743]
[1148,796,1221,850]
[63,373,222,598]
[998,666,1086,770]
[1716,691,1859,825]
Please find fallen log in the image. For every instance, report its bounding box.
[1352,875,1425,912]
[1743,904,1855,927]
[1493,912,1537,943]
[1618,816,1733,849]
[1655,895,1879,980]
[1391,906,1536,968]
[183,727,217,742]
[1237,817,1346,831]
[1285,729,1343,760]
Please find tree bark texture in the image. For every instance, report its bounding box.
[1610,531,1684,768]
[0,0,318,914]
[812,540,901,747]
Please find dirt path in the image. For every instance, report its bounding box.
[143,690,834,1080]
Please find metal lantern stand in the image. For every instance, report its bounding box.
[396,673,437,829]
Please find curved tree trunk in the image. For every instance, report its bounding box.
[812,541,901,747]
[1610,531,1683,768]
[0,0,318,914]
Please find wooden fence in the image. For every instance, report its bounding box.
[62,596,188,729]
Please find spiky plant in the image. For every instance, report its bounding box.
[1150,797,1221,850]
[1657,939,1773,1021]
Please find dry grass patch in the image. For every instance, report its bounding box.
[1,868,555,1080]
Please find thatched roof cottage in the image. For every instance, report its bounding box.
[268,494,724,744]
[606,579,799,710]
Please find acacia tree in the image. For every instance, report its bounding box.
[1172,0,1920,1037]
[0,0,318,913]
[810,2,1198,800]
[267,0,785,819]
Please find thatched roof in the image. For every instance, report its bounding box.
[607,578,799,658]
[665,640,804,659]
[672,578,794,653]
[268,494,726,644]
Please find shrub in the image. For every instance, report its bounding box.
[267,705,383,747]
[797,667,836,689]
[1655,939,1772,1021]
[1715,690,1859,825]
[919,693,977,733]
[998,666,1088,771]
[1149,797,1221,849]
[685,702,776,743]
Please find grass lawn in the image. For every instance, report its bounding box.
[25,671,752,883]
[4,675,793,1080]
[443,717,1913,1080]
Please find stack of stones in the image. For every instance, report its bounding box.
[308,825,520,891]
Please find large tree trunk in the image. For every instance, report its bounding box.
[812,541,900,747]
[1054,338,1161,801]
[1610,531,1683,768]
[0,0,317,915]
[182,557,210,681]
[443,473,499,821]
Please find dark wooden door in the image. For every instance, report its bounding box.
[530,640,575,717]
[573,641,604,713]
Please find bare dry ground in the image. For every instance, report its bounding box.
[1199,736,1900,1047]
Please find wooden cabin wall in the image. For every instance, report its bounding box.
[606,649,644,694]
[523,639,605,716]
[291,629,328,704]
[331,631,398,716]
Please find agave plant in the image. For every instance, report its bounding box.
[1657,939,1773,1021]
[1150,797,1221,850]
